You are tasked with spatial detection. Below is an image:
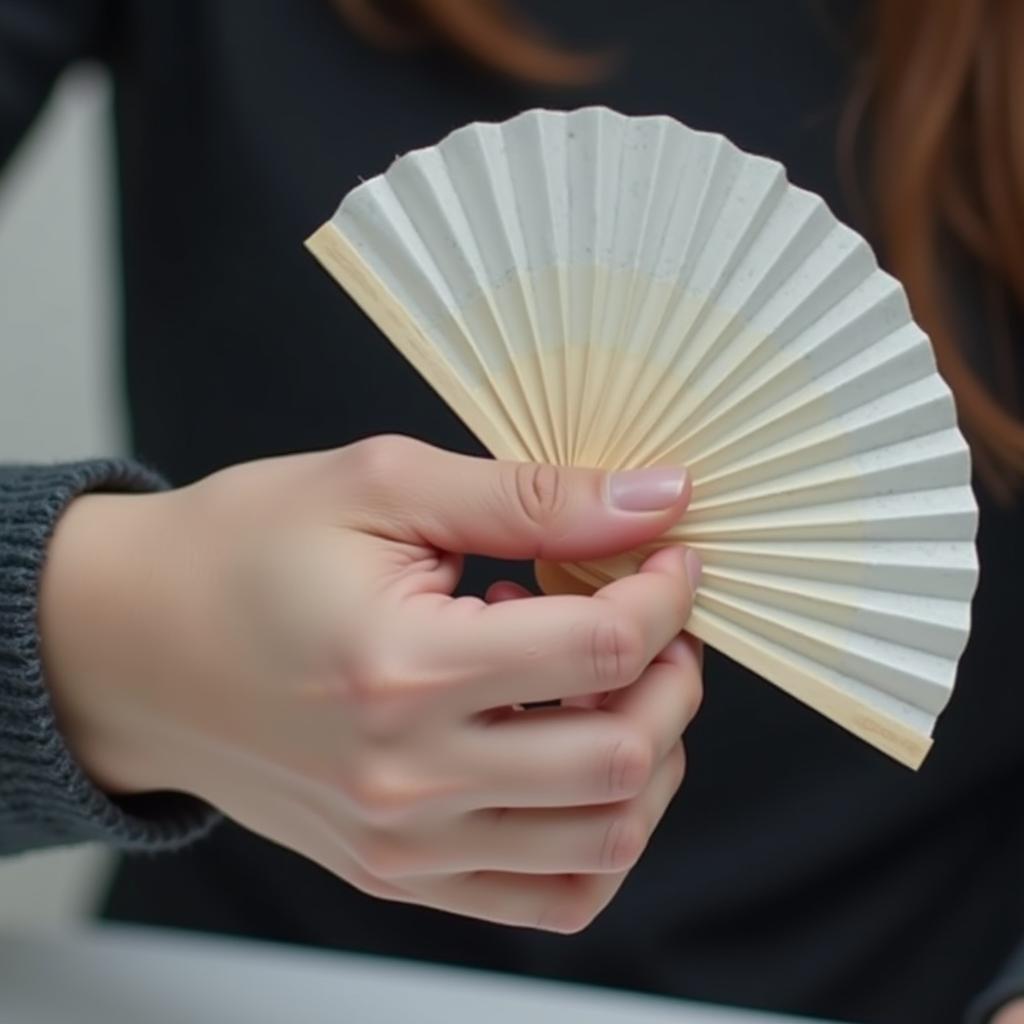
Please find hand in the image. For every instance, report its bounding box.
[38,436,701,932]
[993,999,1024,1024]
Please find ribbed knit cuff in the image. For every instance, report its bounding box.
[0,460,219,854]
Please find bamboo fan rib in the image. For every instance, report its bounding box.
[305,107,979,769]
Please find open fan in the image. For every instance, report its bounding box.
[305,107,979,769]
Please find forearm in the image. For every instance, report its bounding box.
[0,460,217,854]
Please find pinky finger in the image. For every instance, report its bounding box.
[485,580,533,604]
[409,745,686,932]
[411,869,603,934]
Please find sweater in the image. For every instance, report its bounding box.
[0,2,1022,1022]
[0,461,217,852]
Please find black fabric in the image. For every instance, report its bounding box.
[0,460,219,852]
[969,941,1024,1024]
[0,1,1021,1022]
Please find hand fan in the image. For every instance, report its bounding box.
[305,106,979,769]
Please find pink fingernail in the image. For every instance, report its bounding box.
[606,467,687,511]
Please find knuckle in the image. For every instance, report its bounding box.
[342,658,386,710]
[344,434,423,494]
[511,463,567,530]
[600,813,649,871]
[352,830,419,880]
[604,732,655,798]
[342,762,419,824]
[588,617,646,688]
[342,650,422,738]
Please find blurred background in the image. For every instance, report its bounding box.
[0,66,120,929]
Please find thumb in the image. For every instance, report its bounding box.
[339,436,691,561]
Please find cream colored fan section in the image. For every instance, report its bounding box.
[306,106,979,769]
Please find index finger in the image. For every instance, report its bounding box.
[413,546,701,711]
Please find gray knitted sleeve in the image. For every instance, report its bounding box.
[0,460,218,854]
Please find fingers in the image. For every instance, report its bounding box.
[383,742,686,877]
[309,739,689,932]
[456,639,701,809]
[338,745,687,931]
[484,580,532,603]
[363,855,611,933]
[335,435,691,562]
[415,545,700,710]
[408,869,597,932]
[658,629,704,670]
[601,633,703,763]
[308,815,595,932]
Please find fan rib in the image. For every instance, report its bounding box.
[662,326,938,473]
[672,540,978,599]
[687,431,969,521]
[574,109,634,463]
[610,149,780,464]
[674,486,977,542]
[334,176,537,458]
[609,172,827,468]
[701,567,968,655]
[694,587,953,711]
[304,222,523,457]
[687,604,934,769]
[656,276,914,467]
[384,153,557,462]
[436,133,562,463]
[578,115,673,464]
[692,378,955,497]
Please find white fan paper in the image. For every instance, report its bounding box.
[306,107,979,768]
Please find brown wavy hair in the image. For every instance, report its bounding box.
[335,0,1024,498]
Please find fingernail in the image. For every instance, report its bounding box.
[606,467,688,512]
[684,548,703,590]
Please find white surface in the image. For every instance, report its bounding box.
[0,67,122,925]
[0,66,124,461]
[323,106,978,761]
[0,846,111,929]
[0,924,834,1024]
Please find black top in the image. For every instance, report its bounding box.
[1,2,1022,1022]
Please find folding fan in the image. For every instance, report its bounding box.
[305,107,979,769]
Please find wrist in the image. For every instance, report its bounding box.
[38,490,186,797]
